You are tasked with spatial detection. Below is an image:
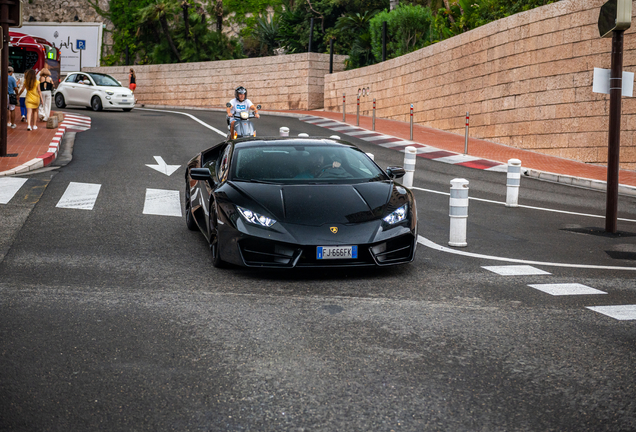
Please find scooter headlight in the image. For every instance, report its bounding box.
[240,111,249,120]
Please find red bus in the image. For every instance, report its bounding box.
[8,31,61,87]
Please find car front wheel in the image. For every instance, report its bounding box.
[55,93,66,108]
[91,96,103,112]
[185,181,197,231]
[209,204,226,268]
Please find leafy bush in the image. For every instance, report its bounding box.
[369,4,433,62]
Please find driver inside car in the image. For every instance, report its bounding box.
[295,152,342,179]
[226,86,259,139]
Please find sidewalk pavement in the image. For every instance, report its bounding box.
[3,106,636,197]
[0,111,91,177]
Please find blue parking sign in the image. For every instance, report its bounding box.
[77,39,86,50]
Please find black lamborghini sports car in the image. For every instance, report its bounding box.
[185,137,417,268]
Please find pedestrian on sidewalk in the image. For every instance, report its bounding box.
[128,68,136,93]
[38,68,54,122]
[18,79,26,123]
[6,66,17,129]
[16,69,43,131]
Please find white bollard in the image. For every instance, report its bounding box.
[506,158,521,207]
[402,146,417,188]
[449,178,469,247]
[330,135,341,140]
[366,153,374,160]
[279,127,289,136]
[298,133,309,137]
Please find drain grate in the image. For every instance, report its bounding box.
[606,251,636,260]
[560,227,636,238]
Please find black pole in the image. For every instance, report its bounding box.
[1,3,9,157]
[329,38,334,74]
[308,17,314,53]
[382,21,387,62]
[606,30,624,234]
[125,45,130,65]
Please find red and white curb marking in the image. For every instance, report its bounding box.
[300,116,508,172]
[0,113,91,176]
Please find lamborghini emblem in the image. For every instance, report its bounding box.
[330,227,338,234]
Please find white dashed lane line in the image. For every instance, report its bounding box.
[482,265,551,276]
[527,283,607,296]
[56,182,101,210]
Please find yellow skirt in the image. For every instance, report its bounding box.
[26,90,39,109]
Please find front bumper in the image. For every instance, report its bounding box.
[222,231,417,268]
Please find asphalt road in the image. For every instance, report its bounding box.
[1,107,635,431]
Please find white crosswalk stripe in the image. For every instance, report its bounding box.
[56,182,101,210]
[0,177,28,204]
[586,305,636,320]
[482,265,551,276]
[528,283,607,296]
[142,188,182,217]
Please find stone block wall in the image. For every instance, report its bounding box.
[86,53,347,111]
[325,0,636,170]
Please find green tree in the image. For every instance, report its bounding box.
[369,4,433,62]
[138,0,183,62]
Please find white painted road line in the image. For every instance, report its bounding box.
[586,305,636,320]
[137,108,226,137]
[482,265,551,276]
[411,187,636,224]
[418,235,636,271]
[528,283,607,296]
[56,182,101,210]
[146,156,180,176]
[143,189,182,217]
[0,177,28,204]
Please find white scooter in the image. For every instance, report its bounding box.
[226,103,261,140]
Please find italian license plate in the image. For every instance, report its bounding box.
[122,99,128,102]
[317,245,357,260]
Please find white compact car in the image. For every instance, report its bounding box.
[55,72,135,112]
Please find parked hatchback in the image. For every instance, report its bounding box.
[55,72,134,112]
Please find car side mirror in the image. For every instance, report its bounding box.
[226,102,232,108]
[190,168,212,181]
[256,104,262,110]
[386,166,406,179]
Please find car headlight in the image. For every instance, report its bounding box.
[383,204,408,225]
[105,91,114,95]
[237,206,276,227]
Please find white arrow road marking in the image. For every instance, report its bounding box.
[0,177,28,204]
[56,182,101,210]
[143,188,182,217]
[146,156,181,176]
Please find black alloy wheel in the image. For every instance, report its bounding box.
[208,202,226,268]
[91,96,103,112]
[185,181,197,231]
[55,93,66,108]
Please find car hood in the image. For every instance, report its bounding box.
[229,181,395,226]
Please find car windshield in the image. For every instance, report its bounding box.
[231,144,386,184]
[89,73,121,87]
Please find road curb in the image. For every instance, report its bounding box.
[0,114,92,178]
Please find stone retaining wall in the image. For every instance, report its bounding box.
[85,53,347,111]
[325,0,636,170]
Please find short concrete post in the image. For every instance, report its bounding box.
[402,146,417,188]
[449,178,469,247]
[298,133,309,137]
[506,159,521,207]
[330,135,341,140]
[356,94,360,126]
[279,127,289,136]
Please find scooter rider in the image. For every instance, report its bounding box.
[226,86,259,139]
